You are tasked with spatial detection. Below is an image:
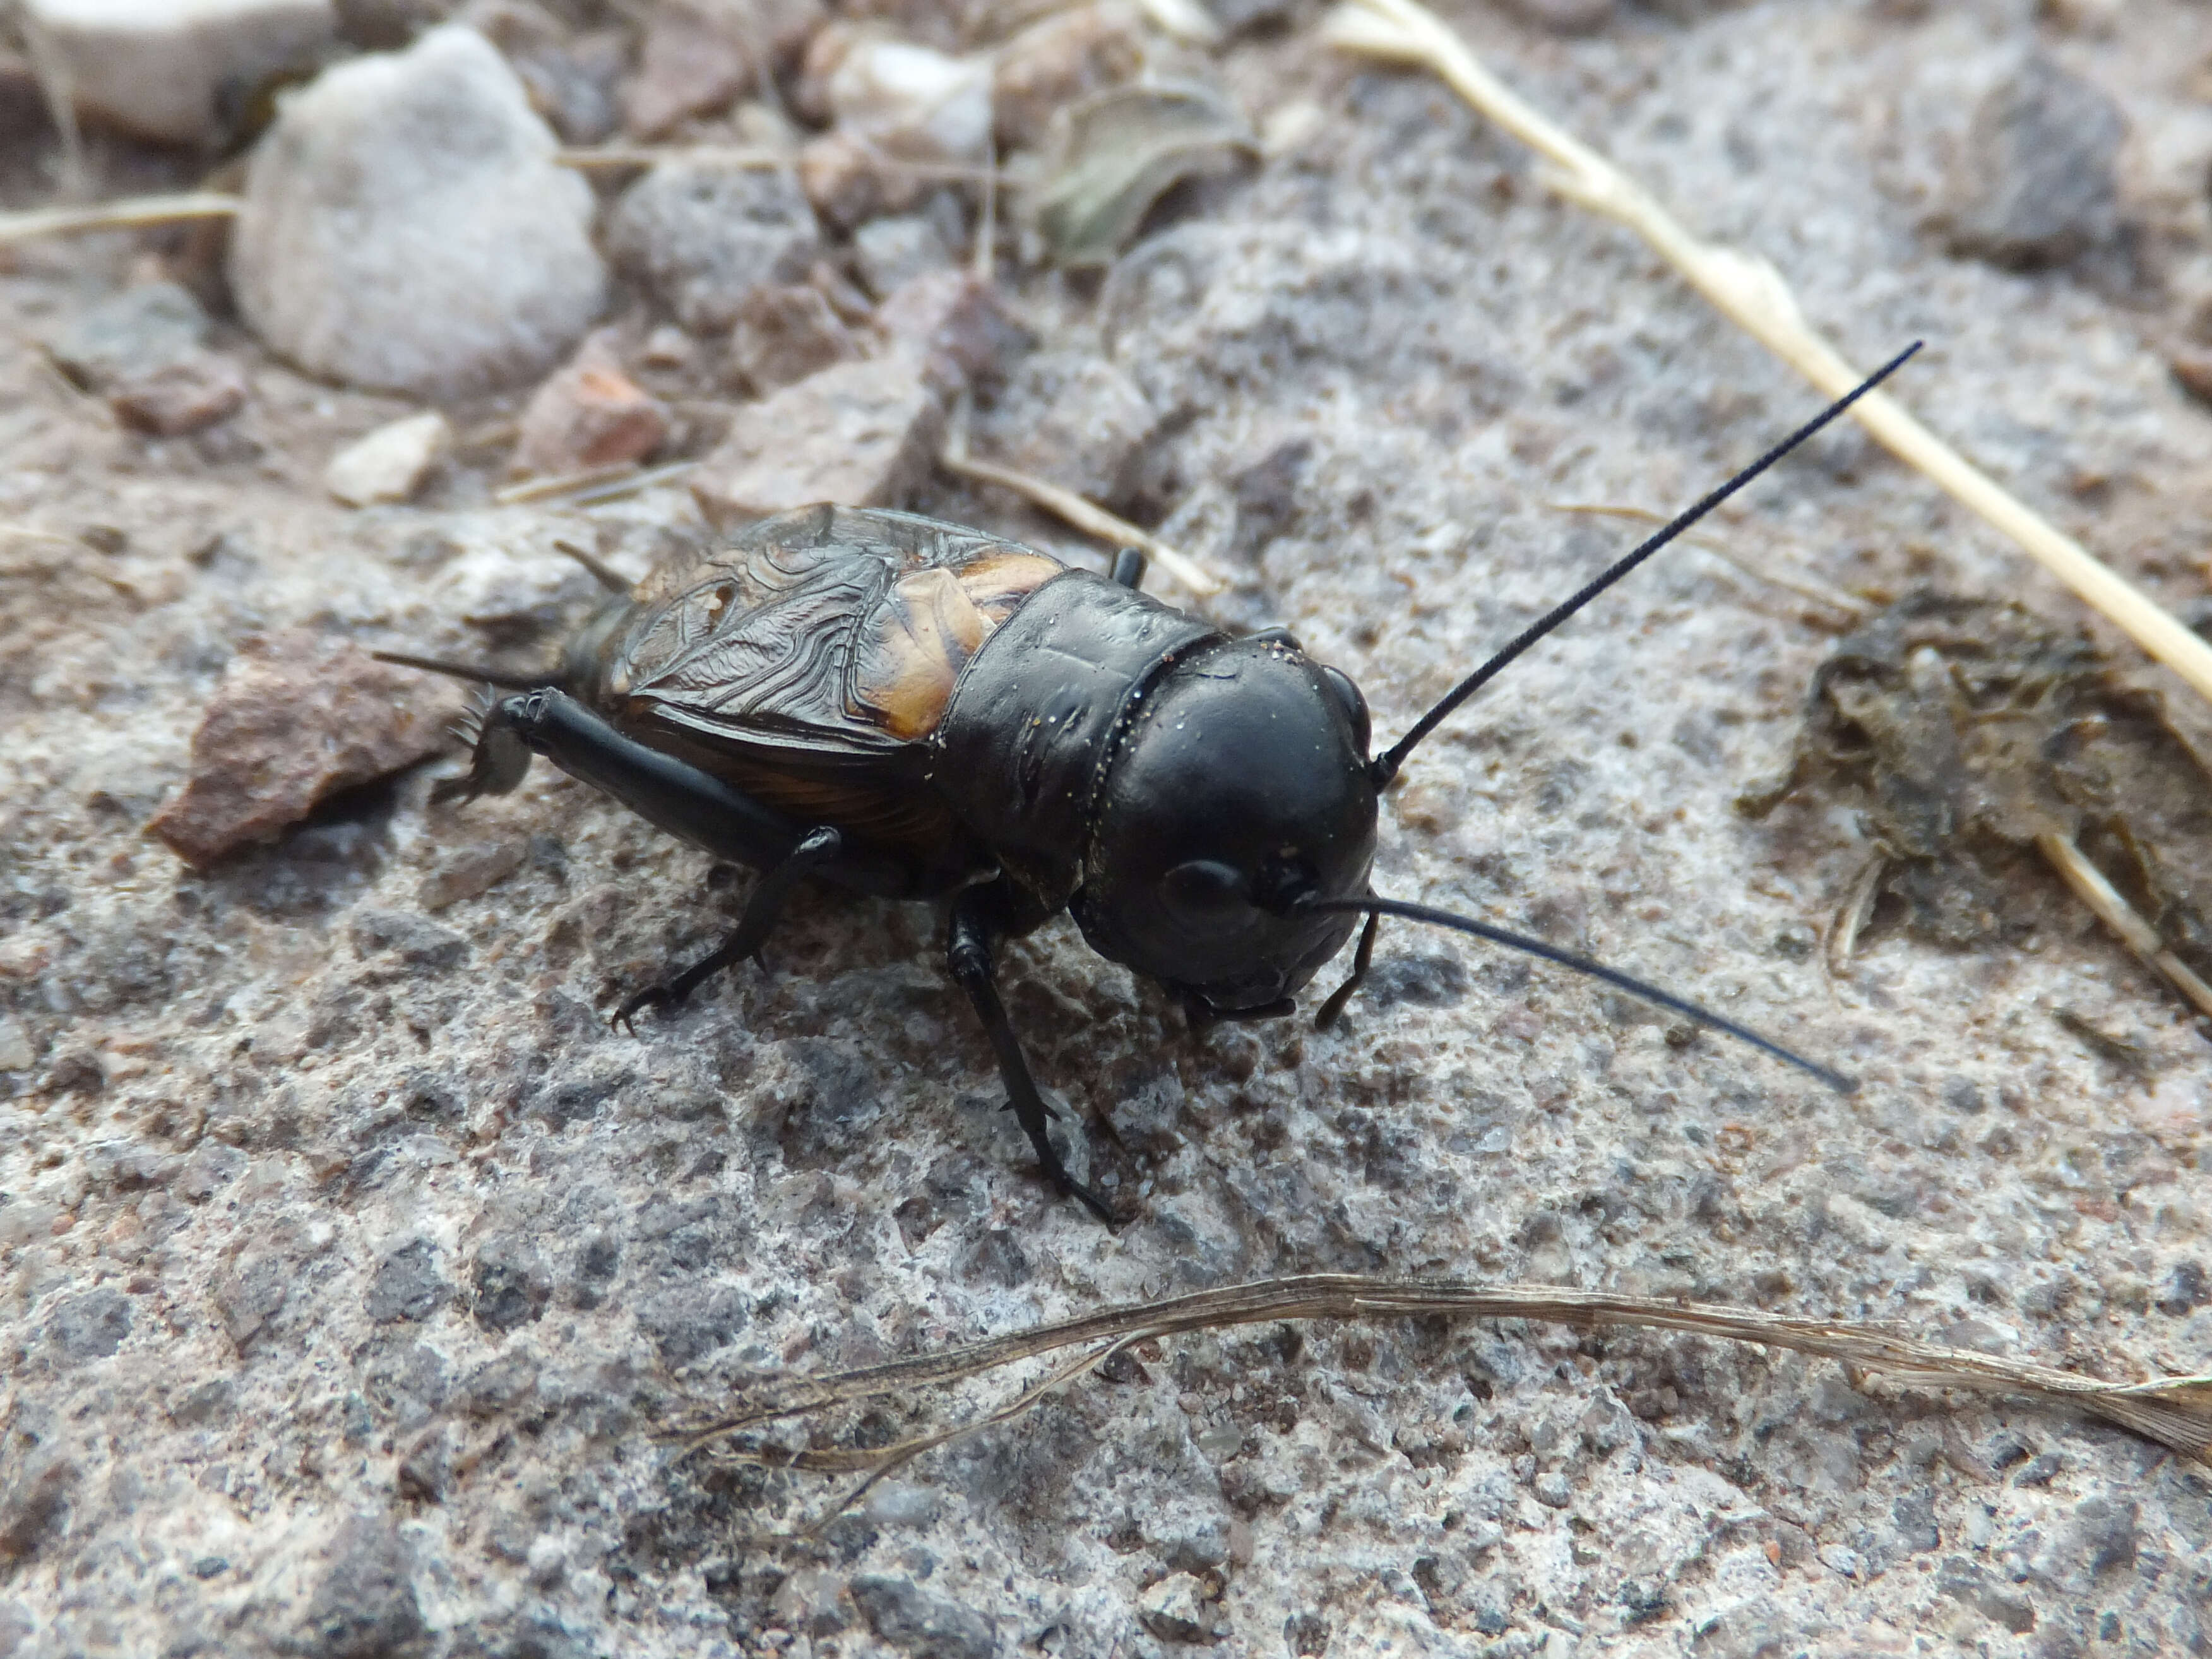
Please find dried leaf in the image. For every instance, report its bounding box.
[1744,592,2212,987]
[1028,81,1255,267]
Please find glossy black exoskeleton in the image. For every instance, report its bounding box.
[380,348,1917,1220]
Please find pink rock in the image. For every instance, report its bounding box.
[621,0,824,138]
[690,352,941,527]
[109,352,249,436]
[152,632,455,868]
[797,128,885,230]
[727,283,860,395]
[513,331,669,477]
[872,268,1013,394]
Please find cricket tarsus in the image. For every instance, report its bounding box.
[1297,895,1857,1094]
[949,887,1117,1223]
[614,826,847,1033]
[1372,342,1923,783]
[1314,911,1380,1030]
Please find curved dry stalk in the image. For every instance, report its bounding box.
[1547,501,1869,619]
[677,1273,2212,1477]
[1321,0,2212,713]
[2038,831,2212,1018]
[1826,851,1888,979]
[942,395,1225,595]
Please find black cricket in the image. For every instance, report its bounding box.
[381,347,1917,1220]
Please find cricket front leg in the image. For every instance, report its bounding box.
[946,886,1115,1224]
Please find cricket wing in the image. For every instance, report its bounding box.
[608,506,1068,762]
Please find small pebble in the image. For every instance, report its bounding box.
[690,352,942,526]
[816,29,991,168]
[605,158,822,333]
[324,410,453,506]
[850,1577,996,1659]
[726,283,860,394]
[230,25,607,398]
[23,0,333,145]
[484,13,623,145]
[620,0,823,139]
[0,1016,34,1073]
[513,331,668,477]
[852,212,954,300]
[872,268,1015,394]
[43,282,210,392]
[795,129,886,229]
[1941,52,2124,270]
[149,631,454,867]
[110,355,249,436]
[639,324,696,369]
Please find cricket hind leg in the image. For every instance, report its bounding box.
[615,826,846,1031]
[947,884,1115,1223]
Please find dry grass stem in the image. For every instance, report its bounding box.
[496,460,699,509]
[2037,831,2212,1018]
[1549,502,1868,618]
[679,1275,2212,1511]
[565,458,701,508]
[974,141,999,282]
[1322,0,2212,711]
[558,145,1011,187]
[1,525,79,549]
[0,193,241,246]
[556,145,788,170]
[492,462,647,506]
[1826,852,1887,978]
[942,402,1225,594]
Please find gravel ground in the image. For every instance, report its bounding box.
[4,1,2212,1656]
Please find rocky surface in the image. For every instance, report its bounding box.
[4,2,2212,1657]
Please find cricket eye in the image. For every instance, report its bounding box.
[1162,859,1247,917]
[1322,666,1371,756]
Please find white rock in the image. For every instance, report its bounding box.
[824,32,991,165]
[230,26,606,399]
[23,0,333,146]
[324,410,451,506]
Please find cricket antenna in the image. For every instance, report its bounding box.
[372,650,553,692]
[1370,342,1922,786]
[1297,894,1857,1094]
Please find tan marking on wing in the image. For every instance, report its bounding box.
[958,551,1065,623]
[857,566,996,741]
